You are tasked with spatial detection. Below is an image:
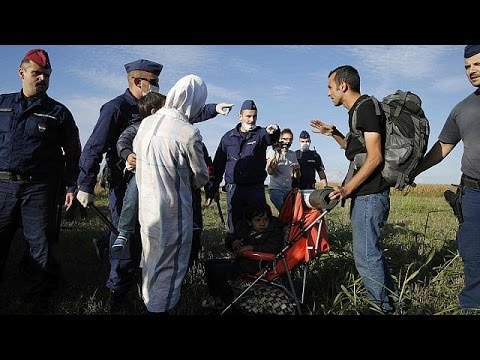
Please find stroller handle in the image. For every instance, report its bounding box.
[302,188,339,211]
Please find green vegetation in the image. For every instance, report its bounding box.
[0,184,466,315]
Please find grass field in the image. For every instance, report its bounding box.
[0,184,466,315]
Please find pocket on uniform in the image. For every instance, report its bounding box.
[0,109,14,133]
[25,115,60,140]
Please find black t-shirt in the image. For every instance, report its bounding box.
[345,95,389,196]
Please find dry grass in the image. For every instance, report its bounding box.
[0,184,469,315]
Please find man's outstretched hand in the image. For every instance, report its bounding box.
[310,119,336,136]
[216,103,234,116]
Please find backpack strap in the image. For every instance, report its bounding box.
[345,96,382,192]
[382,90,410,118]
[398,111,429,189]
[350,96,381,148]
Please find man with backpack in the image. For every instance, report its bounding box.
[412,45,480,313]
[310,65,396,314]
[292,130,328,190]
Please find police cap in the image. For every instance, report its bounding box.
[124,59,163,76]
[241,100,257,111]
[464,45,480,58]
[299,130,311,139]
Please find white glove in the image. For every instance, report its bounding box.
[125,160,135,172]
[77,190,95,208]
[266,124,279,134]
[215,103,234,116]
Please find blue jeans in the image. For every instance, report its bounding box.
[269,188,289,212]
[350,189,395,312]
[457,187,480,309]
[115,174,138,243]
[106,179,141,294]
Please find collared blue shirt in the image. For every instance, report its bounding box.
[77,89,139,193]
[0,91,81,191]
[213,123,280,186]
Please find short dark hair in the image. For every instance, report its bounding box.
[243,201,272,222]
[138,92,166,118]
[280,128,293,137]
[235,201,273,239]
[328,65,360,93]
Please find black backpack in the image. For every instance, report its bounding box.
[351,90,430,190]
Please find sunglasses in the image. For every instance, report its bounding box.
[136,77,159,87]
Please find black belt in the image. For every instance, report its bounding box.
[461,174,480,189]
[0,171,48,181]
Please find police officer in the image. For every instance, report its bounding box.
[0,48,81,313]
[76,59,163,311]
[76,59,232,312]
[292,130,328,190]
[413,45,480,312]
[208,100,280,237]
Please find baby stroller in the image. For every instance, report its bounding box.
[221,187,339,315]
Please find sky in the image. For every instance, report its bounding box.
[0,45,472,185]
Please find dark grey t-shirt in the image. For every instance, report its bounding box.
[438,89,480,180]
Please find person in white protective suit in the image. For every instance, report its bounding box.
[133,74,210,314]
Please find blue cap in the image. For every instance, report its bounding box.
[299,130,310,139]
[124,59,163,76]
[464,45,480,58]
[241,100,257,111]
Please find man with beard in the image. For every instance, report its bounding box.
[413,45,480,313]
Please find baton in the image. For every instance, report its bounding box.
[88,202,119,236]
[216,199,228,230]
[73,197,119,236]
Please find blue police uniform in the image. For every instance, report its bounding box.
[78,59,218,296]
[79,92,218,295]
[213,122,280,232]
[294,149,325,189]
[78,88,145,294]
[0,91,81,297]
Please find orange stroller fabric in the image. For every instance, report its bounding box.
[247,188,330,281]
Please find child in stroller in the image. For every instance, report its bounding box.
[203,201,283,309]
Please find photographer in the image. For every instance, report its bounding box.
[266,128,300,212]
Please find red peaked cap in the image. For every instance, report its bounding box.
[23,49,51,69]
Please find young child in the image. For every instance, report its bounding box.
[203,202,284,309]
[113,95,232,250]
[112,92,166,249]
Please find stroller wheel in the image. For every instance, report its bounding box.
[235,283,296,315]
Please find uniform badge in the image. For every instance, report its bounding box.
[38,122,47,133]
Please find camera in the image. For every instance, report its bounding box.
[272,141,289,152]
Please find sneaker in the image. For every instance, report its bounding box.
[112,235,128,249]
[201,296,226,310]
[460,308,480,315]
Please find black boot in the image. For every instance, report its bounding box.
[146,310,170,316]
[109,291,134,314]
